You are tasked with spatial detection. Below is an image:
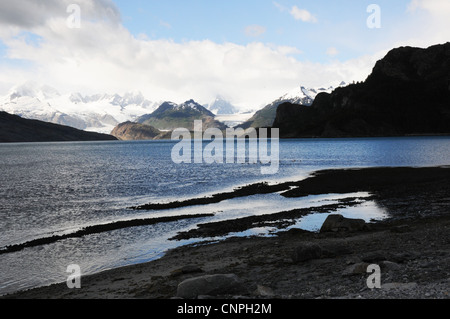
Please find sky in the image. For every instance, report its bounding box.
[0,0,449,110]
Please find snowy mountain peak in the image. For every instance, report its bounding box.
[8,82,60,101]
[277,82,347,106]
[143,100,215,121]
[69,92,85,103]
[177,99,210,113]
[0,83,159,134]
[207,96,239,115]
[110,91,147,108]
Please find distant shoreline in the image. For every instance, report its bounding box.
[1,133,450,144]
[274,132,450,139]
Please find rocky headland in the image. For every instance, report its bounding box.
[273,42,450,138]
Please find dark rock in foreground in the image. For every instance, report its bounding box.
[0,213,214,255]
[320,214,367,233]
[291,243,323,263]
[176,274,244,299]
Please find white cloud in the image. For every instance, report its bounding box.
[0,0,380,111]
[401,0,450,48]
[159,20,172,29]
[326,47,339,57]
[0,0,120,28]
[274,46,303,56]
[290,6,317,23]
[0,24,375,109]
[273,1,287,12]
[244,25,267,37]
[408,0,450,15]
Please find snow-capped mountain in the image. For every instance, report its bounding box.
[138,100,215,121]
[0,82,159,134]
[274,82,347,107]
[237,82,348,129]
[176,99,215,114]
[1,81,349,133]
[135,99,227,131]
[206,96,239,115]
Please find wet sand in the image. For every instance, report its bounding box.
[3,166,450,299]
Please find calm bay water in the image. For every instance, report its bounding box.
[1,137,449,295]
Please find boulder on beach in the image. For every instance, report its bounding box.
[176,274,244,299]
[320,214,367,233]
[291,243,323,263]
[170,265,203,277]
[342,262,370,276]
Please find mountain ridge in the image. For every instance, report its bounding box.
[111,100,228,140]
[206,96,240,115]
[136,99,227,132]
[0,83,159,134]
[1,80,348,136]
[237,83,346,129]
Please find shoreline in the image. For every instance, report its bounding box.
[2,133,449,145]
[3,166,450,299]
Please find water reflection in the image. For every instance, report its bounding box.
[1,137,449,295]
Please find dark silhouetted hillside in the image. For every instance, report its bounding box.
[0,111,117,143]
[273,43,450,138]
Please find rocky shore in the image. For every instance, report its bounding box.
[3,167,450,299]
